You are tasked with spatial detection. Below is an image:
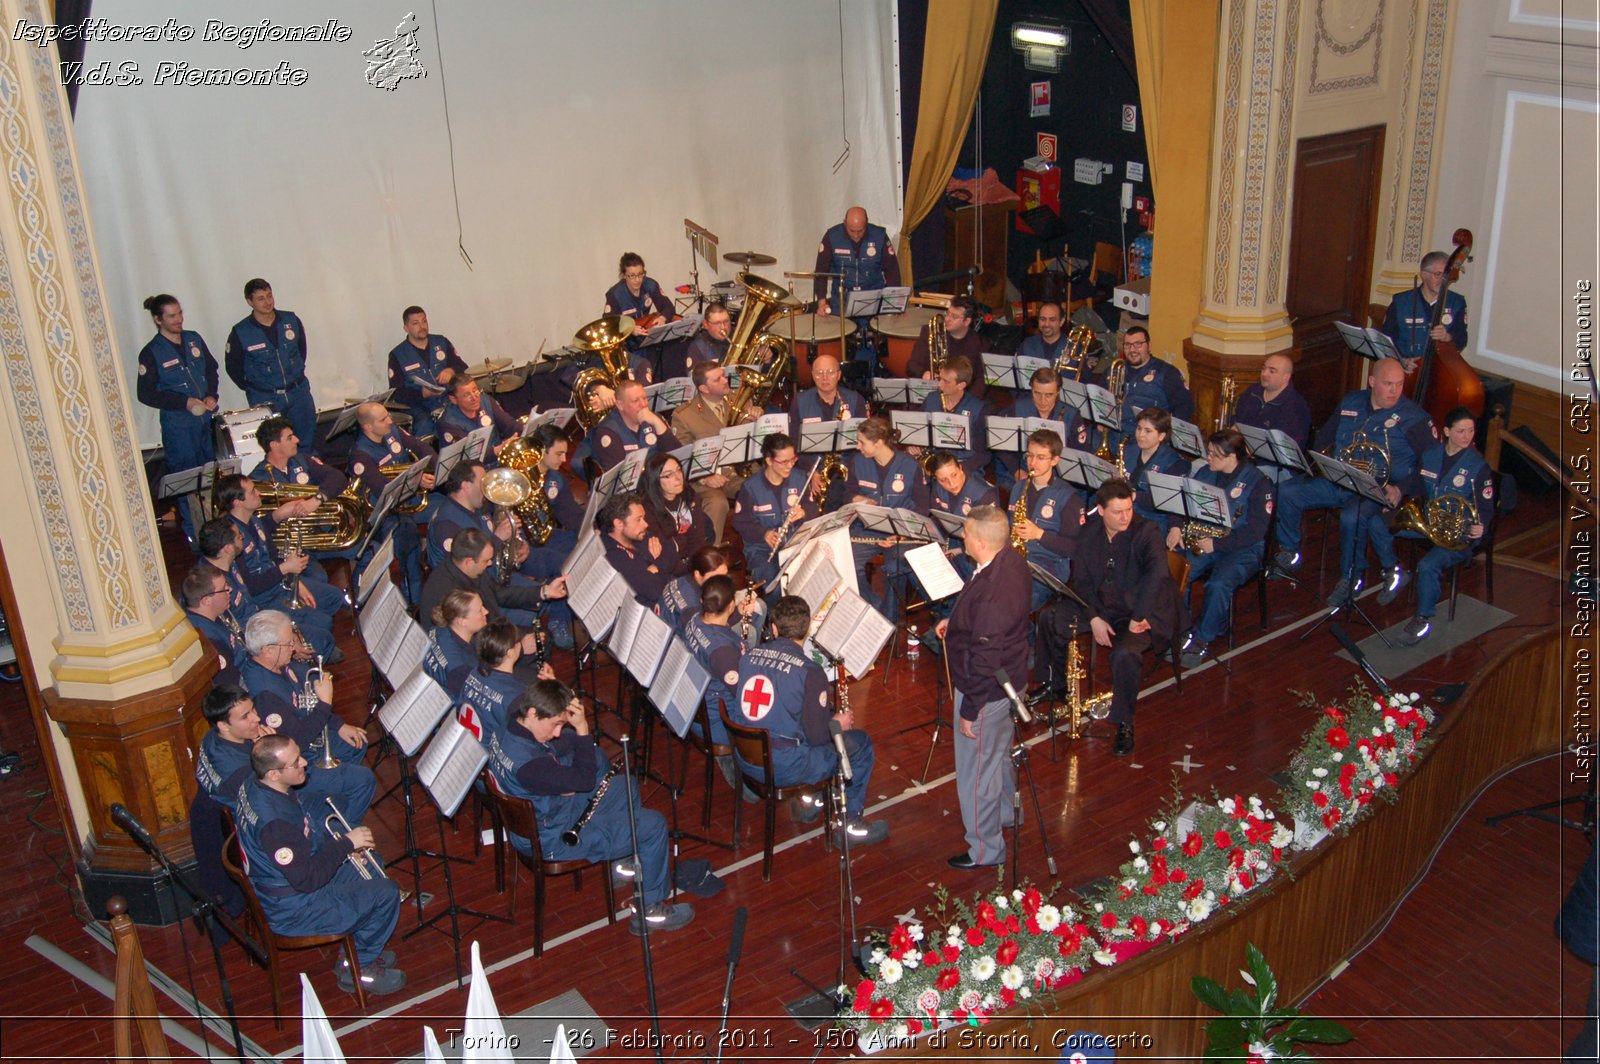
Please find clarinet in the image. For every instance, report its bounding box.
[766,457,822,562]
[561,761,622,847]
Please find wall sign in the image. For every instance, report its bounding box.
[1031,81,1051,117]
[1121,104,1138,132]
[1037,133,1058,163]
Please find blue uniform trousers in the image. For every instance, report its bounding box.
[160,409,216,541]
[298,763,377,826]
[737,730,875,818]
[1367,523,1471,618]
[260,861,400,966]
[1184,545,1263,644]
[1275,478,1366,575]
[247,380,318,455]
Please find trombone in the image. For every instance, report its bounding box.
[324,797,388,880]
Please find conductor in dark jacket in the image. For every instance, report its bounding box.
[1035,478,1180,757]
[417,527,566,631]
[936,505,1032,870]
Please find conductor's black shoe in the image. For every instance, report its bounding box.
[947,853,999,870]
[1025,684,1064,708]
[1111,724,1135,757]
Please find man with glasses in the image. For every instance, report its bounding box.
[182,564,248,686]
[671,360,756,545]
[731,433,817,586]
[438,375,520,459]
[680,302,734,380]
[908,296,988,399]
[240,610,368,768]
[996,366,1089,487]
[1384,251,1468,376]
[790,353,866,511]
[1115,326,1192,443]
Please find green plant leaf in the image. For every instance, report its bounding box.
[1245,942,1278,1012]
[1281,1017,1355,1044]
[1191,975,1234,1014]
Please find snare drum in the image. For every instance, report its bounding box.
[871,307,939,379]
[216,405,275,472]
[709,281,745,314]
[767,314,856,389]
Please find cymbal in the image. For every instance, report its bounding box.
[724,250,776,267]
[486,368,528,394]
[465,358,513,376]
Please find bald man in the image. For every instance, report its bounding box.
[815,206,900,376]
[1232,353,1312,451]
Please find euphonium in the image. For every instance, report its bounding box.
[1392,492,1475,551]
[493,437,555,546]
[259,480,369,553]
[1010,489,1030,559]
[571,314,637,430]
[324,797,388,880]
[1056,323,1096,382]
[561,761,621,847]
[1339,428,1392,485]
[482,466,533,585]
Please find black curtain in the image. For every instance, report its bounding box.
[54,0,93,114]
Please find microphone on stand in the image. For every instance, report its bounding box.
[995,669,1033,725]
[1331,623,1394,697]
[109,803,155,848]
[829,719,854,781]
[712,907,748,1064]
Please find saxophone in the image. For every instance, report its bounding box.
[1010,487,1030,558]
[561,761,622,847]
[813,396,849,509]
[1061,620,1112,738]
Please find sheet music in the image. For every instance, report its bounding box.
[358,577,404,645]
[798,417,866,454]
[646,638,710,740]
[624,608,674,687]
[904,541,965,601]
[355,534,396,606]
[418,717,488,818]
[786,540,845,615]
[569,563,628,641]
[812,588,894,680]
[888,410,933,448]
[928,411,971,450]
[607,597,647,664]
[377,664,454,757]
[674,435,724,480]
[522,407,577,436]
[646,379,694,412]
[381,619,430,688]
[561,527,605,579]
[1167,417,1204,458]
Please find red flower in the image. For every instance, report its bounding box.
[1237,871,1254,890]
[1244,817,1274,844]
[966,927,987,948]
[1323,705,1345,723]
[1023,888,1043,915]
[996,938,1020,966]
[1356,792,1373,806]
[1214,829,1233,849]
[1117,883,1133,900]
[1005,914,1021,934]
[1384,772,1399,786]
[1130,915,1149,940]
[1341,762,1359,780]
[936,967,961,991]
[1184,879,1205,899]
[1313,791,1329,808]
[1000,987,1016,1008]
[890,924,915,952]
[1322,808,1342,829]
[907,1019,923,1036]
[942,945,960,963]
[923,950,942,968]
[1025,916,1041,935]
[1169,868,1187,882]
[1151,836,1168,850]
[1229,848,1246,869]
[951,1009,967,1024]
[1326,726,1350,749]
[976,901,998,928]
[1100,911,1118,930]
[1142,884,1160,895]
[853,980,875,1010]
[869,997,894,1021]
[1183,832,1204,856]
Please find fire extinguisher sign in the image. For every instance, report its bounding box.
[1036,133,1058,163]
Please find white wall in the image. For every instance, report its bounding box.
[69,1,902,447]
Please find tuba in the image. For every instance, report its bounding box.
[494,437,555,546]
[720,272,802,415]
[571,315,637,430]
[257,481,368,553]
[1391,492,1475,551]
[1339,428,1392,486]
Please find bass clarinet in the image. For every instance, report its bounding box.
[561,761,622,847]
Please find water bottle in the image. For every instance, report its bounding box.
[906,625,921,661]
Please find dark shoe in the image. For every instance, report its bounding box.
[336,960,406,995]
[834,817,890,846]
[1111,724,1134,757]
[1025,685,1064,708]
[947,853,1000,870]
[790,794,824,824]
[1180,642,1211,669]
[1326,576,1364,607]
[1272,548,1300,574]
[325,647,346,665]
[334,950,393,974]
[1376,566,1408,606]
[629,901,695,935]
[1398,615,1433,646]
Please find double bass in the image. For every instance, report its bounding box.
[1405,227,1484,424]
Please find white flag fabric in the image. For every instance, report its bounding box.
[300,973,347,1064]
[549,1023,579,1064]
[422,1025,448,1064]
[463,940,514,1063]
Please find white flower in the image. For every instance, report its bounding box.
[1384,717,1396,733]
[1331,751,1343,761]
[907,923,924,942]
[1270,824,1293,848]
[1373,702,1383,712]
[1132,857,1148,872]
[869,948,887,966]
[1019,986,1033,999]
[1307,780,1321,790]
[1186,895,1214,921]
[1012,889,1024,902]
[1061,906,1077,924]
[970,956,996,981]
[946,924,964,945]
[1372,726,1383,737]
[1129,839,1141,854]
[1312,767,1329,777]
[1219,797,1237,815]
[1093,902,1104,913]
[993,895,1009,910]
[1248,1041,1278,1060]
[879,959,904,985]
[902,953,920,970]
[1092,949,1117,966]
[1036,905,1062,932]
[1229,876,1246,895]
[1001,965,1025,990]
[1248,796,1265,813]
[1408,691,1420,702]
[1120,877,1139,891]
[1152,820,1167,832]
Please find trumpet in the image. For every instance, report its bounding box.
[315,722,340,770]
[561,761,621,847]
[324,797,387,880]
[295,653,323,713]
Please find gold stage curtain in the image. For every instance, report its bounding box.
[898,0,999,283]
[1130,0,1164,186]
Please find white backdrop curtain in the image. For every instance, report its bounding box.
[70,0,902,447]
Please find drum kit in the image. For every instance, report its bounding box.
[465,357,525,395]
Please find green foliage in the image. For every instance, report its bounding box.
[1190,943,1353,1062]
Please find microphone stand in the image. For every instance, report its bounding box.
[618,736,664,1064]
[110,804,264,1063]
[999,694,1057,889]
[711,907,748,1064]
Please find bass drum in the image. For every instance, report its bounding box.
[216,404,275,474]
[871,307,939,379]
[766,314,856,389]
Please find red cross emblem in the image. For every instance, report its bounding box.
[740,675,775,721]
[457,703,481,740]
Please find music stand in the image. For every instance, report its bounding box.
[642,636,725,850]
[842,287,911,319]
[981,353,1052,391]
[871,378,937,407]
[433,426,491,483]
[357,460,430,556]
[669,435,724,481]
[636,315,702,349]
[1167,416,1205,459]
[926,411,972,453]
[645,378,695,414]
[1236,423,1309,475]
[354,532,396,607]
[1334,321,1402,362]
[1056,450,1120,493]
[1062,380,1119,432]
[328,390,397,439]
[1301,451,1396,645]
[1146,471,1233,535]
[888,411,934,451]
[520,407,576,438]
[798,418,865,457]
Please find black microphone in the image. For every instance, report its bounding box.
[995,668,1033,725]
[1330,623,1394,697]
[109,803,154,848]
[727,906,748,966]
[829,719,854,781]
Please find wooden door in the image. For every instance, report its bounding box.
[1285,125,1385,428]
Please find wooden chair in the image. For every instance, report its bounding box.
[218,816,367,1024]
[719,704,835,882]
[680,699,737,848]
[480,774,617,956]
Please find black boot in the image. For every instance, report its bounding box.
[1111,723,1134,757]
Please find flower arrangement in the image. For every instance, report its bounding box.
[1281,685,1437,836]
[838,881,1099,1036]
[1089,791,1293,946]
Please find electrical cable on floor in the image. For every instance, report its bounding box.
[25,785,93,924]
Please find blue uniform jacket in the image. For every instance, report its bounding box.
[814,221,900,308]
[1119,357,1193,434]
[388,335,467,410]
[226,311,308,396]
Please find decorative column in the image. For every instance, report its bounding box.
[0,0,213,921]
[1184,0,1304,432]
[1371,0,1453,298]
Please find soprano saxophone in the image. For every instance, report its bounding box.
[1010,487,1030,559]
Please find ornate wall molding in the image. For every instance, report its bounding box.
[1401,0,1450,263]
[1265,0,1303,301]
[1236,0,1282,306]
[1383,0,1421,264]
[1309,0,1386,94]
[1212,0,1248,304]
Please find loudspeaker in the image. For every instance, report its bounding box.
[1500,424,1563,494]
